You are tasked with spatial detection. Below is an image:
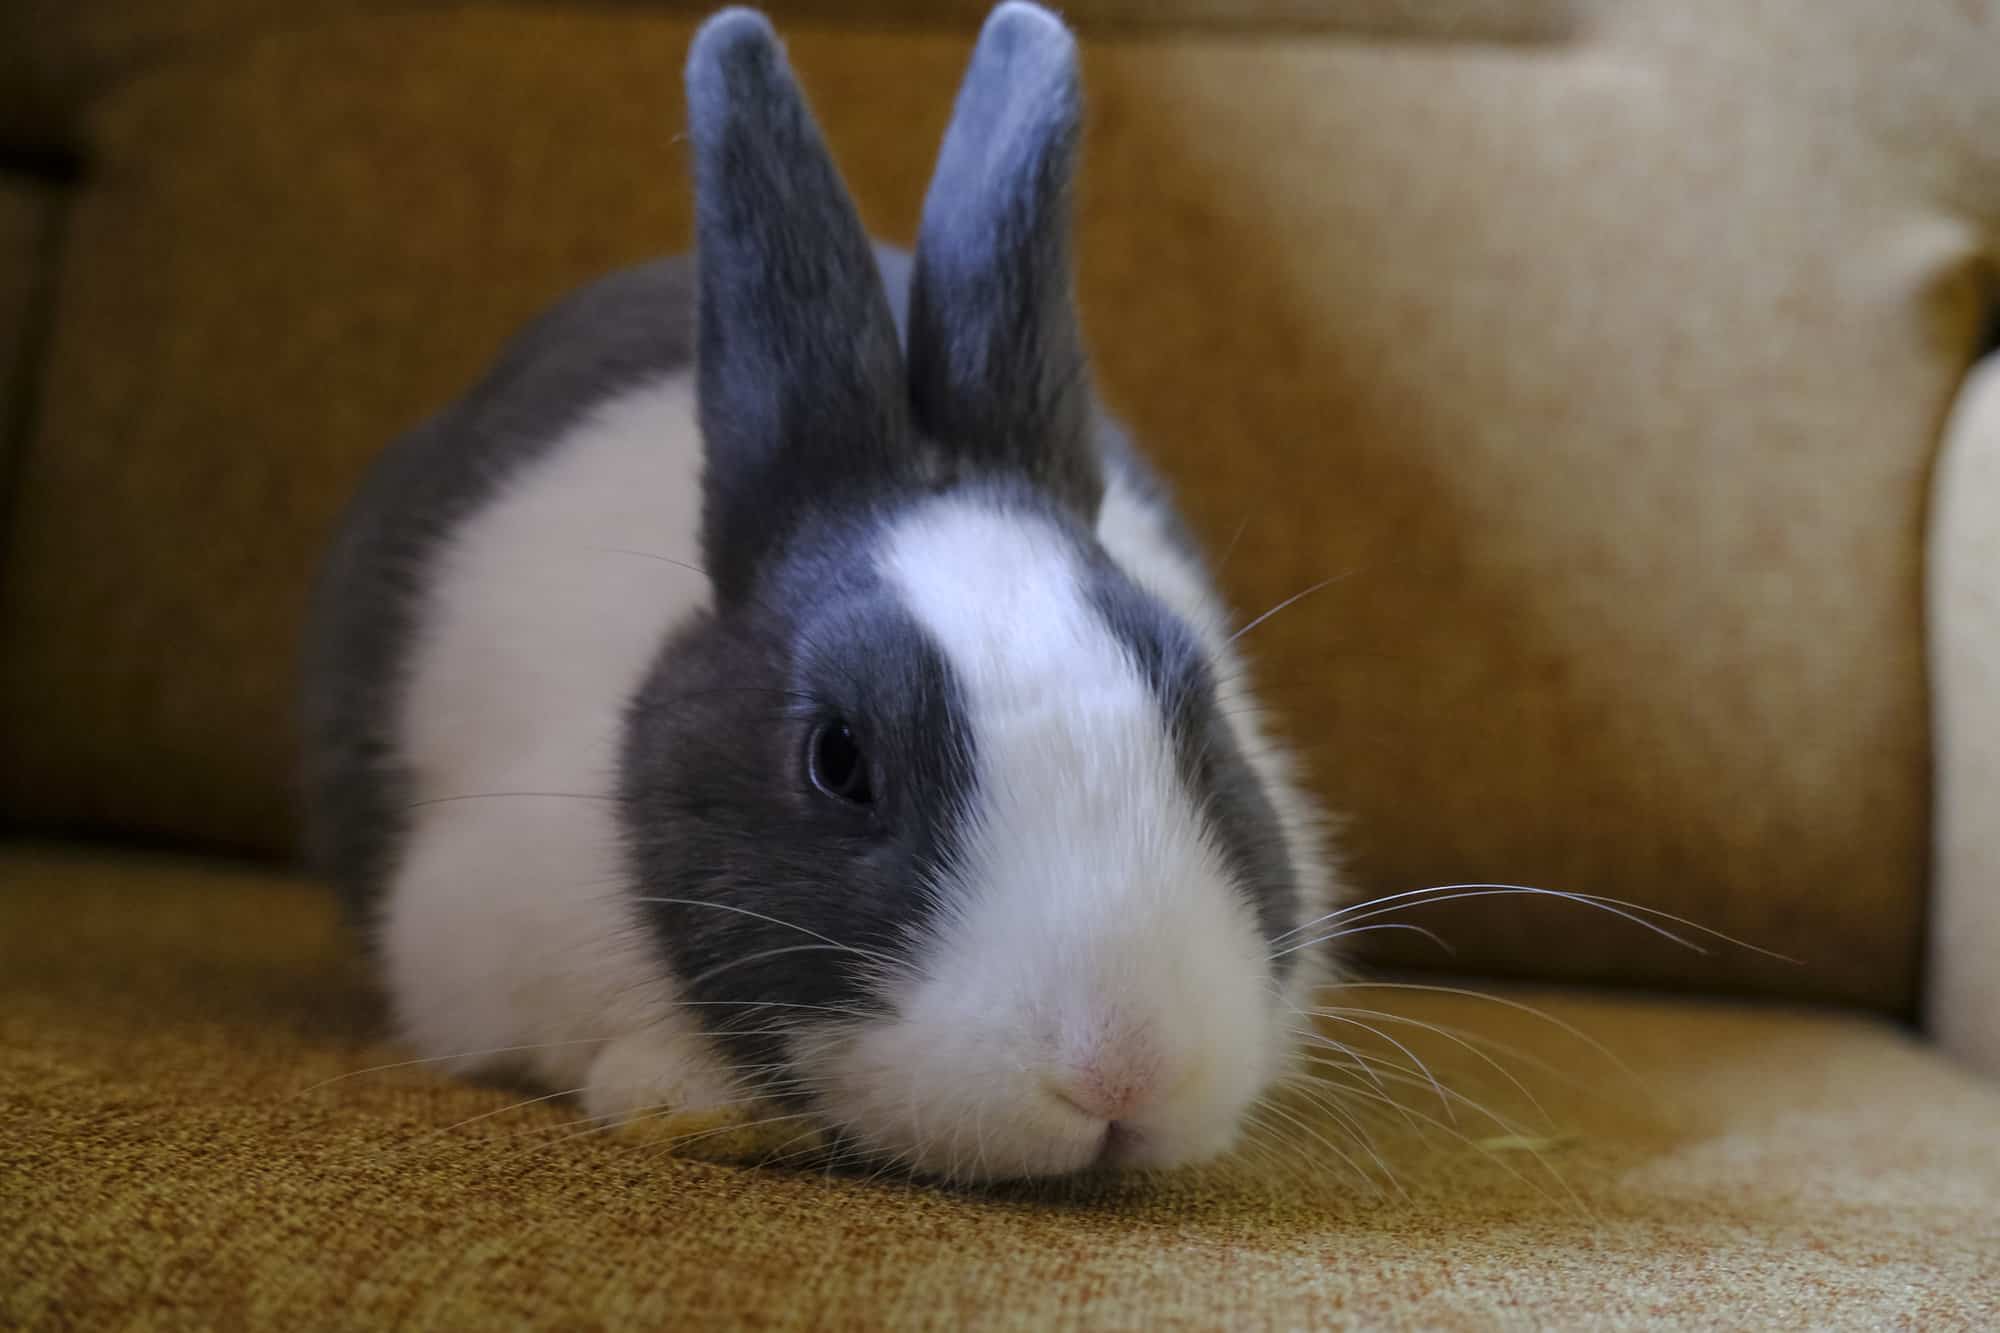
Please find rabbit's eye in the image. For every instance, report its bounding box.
[807,720,873,806]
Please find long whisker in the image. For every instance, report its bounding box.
[1215,513,1252,572]
[1240,1118,1340,1194]
[1306,982,1642,1087]
[632,897,901,969]
[1291,1030,1399,1106]
[676,943,889,996]
[404,791,617,811]
[633,1110,823,1165]
[1309,921,1457,955]
[434,1085,592,1136]
[296,1038,621,1092]
[1269,1077,1407,1198]
[1274,883,1797,963]
[505,1092,790,1157]
[1296,1007,1452,1118]
[1251,1097,1386,1197]
[1226,573,1346,647]
[588,546,709,578]
[1339,1012,1654,1110]
[1231,1123,1305,1189]
[1292,1040,1540,1141]
[675,999,876,1020]
[307,996,882,1100]
[736,1121,839,1170]
[1306,1007,1556,1129]
[1293,1063,1584,1213]
[1284,889,1703,958]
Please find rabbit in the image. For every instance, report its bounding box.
[300,1,1337,1182]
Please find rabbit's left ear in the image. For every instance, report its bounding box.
[907,2,1103,523]
[686,8,912,606]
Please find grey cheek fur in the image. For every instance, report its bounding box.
[617,551,979,1094]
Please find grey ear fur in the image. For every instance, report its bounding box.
[907,2,1103,522]
[686,9,910,604]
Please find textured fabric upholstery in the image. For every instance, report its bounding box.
[5,846,1998,1330]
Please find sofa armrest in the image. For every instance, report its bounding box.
[1928,337,2000,1075]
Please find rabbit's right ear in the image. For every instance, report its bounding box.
[906,2,1101,524]
[687,9,910,606]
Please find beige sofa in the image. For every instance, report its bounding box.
[4,2,1997,1326]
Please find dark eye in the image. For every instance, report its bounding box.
[807,719,873,806]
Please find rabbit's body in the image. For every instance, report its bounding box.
[303,5,1336,1181]
[304,260,721,1115]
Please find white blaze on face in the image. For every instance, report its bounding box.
[799,494,1280,1181]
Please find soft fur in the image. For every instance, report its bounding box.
[300,2,1335,1182]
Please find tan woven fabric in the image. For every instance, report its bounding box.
[3,4,1996,1009]
[5,844,1997,1329]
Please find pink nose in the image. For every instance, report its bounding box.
[1051,1064,1156,1122]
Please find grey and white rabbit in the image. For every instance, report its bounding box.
[301,2,1336,1182]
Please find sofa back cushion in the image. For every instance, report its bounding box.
[2,1,1995,1013]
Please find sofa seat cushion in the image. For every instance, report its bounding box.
[4,844,1995,1329]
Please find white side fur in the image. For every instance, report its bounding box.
[797,489,1331,1180]
[381,372,737,1119]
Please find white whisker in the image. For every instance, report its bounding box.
[677,943,885,994]
[1306,921,1457,955]
[1309,1006,1557,1130]
[1251,1098,1388,1197]
[1306,981,1643,1087]
[587,546,709,578]
[1271,1079,1407,1198]
[1272,883,1796,964]
[297,1037,620,1092]
[1294,1065,1586,1214]
[1294,1006,1452,1118]
[1226,573,1348,646]
[1294,1048,1538,1141]
[632,897,901,968]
